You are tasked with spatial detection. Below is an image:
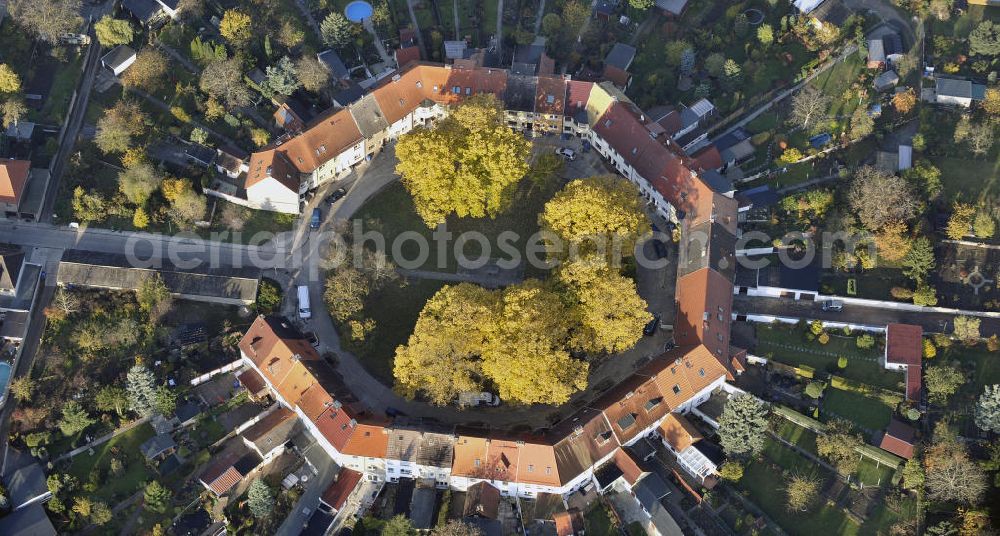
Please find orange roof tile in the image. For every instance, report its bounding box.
[642,345,729,410]
[245,149,298,192]
[535,76,566,115]
[0,159,29,205]
[313,406,357,451]
[553,509,585,536]
[322,468,364,510]
[516,441,560,487]
[297,383,336,421]
[278,108,363,173]
[593,375,669,445]
[451,435,489,478]
[612,448,644,486]
[341,423,389,458]
[674,269,734,365]
[395,45,421,68]
[658,413,703,452]
[886,324,922,366]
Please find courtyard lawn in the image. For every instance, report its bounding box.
[66,422,157,504]
[338,278,447,383]
[739,462,860,536]
[821,389,893,431]
[763,437,817,474]
[755,326,905,392]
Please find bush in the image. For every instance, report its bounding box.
[890,286,914,300]
[988,334,1000,352]
[817,332,830,345]
[856,334,875,349]
[932,333,952,348]
[805,381,826,398]
[906,408,920,421]
[796,365,816,379]
[923,339,937,359]
[837,356,848,369]
[24,432,51,448]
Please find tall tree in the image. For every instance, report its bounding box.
[925,364,964,405]
[121,49,169,91]
[975,385,1000,433]
[8,375,35,402]
[848,166,918,230]
[94,386,129,417]
[816,419,864,474]
[95,100,147,154]
[849,105,874,139]
[8,0,82,44]
[539,176,651,262]
[901,236,935,281]
[717,393,769,458]
[143,481,172,513]
[200,58,251,108]
[383,515,416,536]
[94,16,134,47]
[58,400,94,436]
[789,86,831,130]
[262,56,301,98]
[785,473,819,512]
[970,21,1000,56]
[0,64,22,94]
[137,274,172,319]
[555,258,652,354]
[118,163,162,205]
[296,55,330,93]
[126,363,158,417]
[924,423,988,504]
[167,186,207,227]
[219,10,253,47]
[1,98,27,128]
[246,479,275,519]
[321,12,354,47]
[395,95,531,227]
[953,315,981,344]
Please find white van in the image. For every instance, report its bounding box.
[297,286,311,319]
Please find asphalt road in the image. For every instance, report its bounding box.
[732,294,1000,337]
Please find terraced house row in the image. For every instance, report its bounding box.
[230,56,745,498]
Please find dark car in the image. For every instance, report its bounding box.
[326,187,347,204]
[310,208,322,229]
[644,314,661,336]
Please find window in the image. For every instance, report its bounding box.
[528,464,534,472]
[672,385,681,395]
[416,81,423,88]
[474,459,481,467]
[698,368,705,377]
[546,95,555,104]
[452,86,461,94]
[465,87,472,95]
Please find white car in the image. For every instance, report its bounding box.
[555,147,577,161]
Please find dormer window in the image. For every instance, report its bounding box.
[546,95,555,104]
[416,81,423,88]
[698,368,705,377]
[672,385,681,395]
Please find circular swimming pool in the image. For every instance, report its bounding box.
[345,0,374,22]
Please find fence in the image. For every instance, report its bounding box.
[189,358,243,386]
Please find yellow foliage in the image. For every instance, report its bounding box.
[160,178,190,203]
[555,258,652,353]
[219,10,253,46]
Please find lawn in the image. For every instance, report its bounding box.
[854,456,896,488]
[941,345,1000,392]
[738,462,859,536]
[762,437,817,474]
[821,389,893,431]
[66,422,157,504]
[807,52,866,118]
[774,419,818,455]
[755,325,904,392]
[337,278,447,383]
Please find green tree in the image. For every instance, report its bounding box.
[321,12,354,47]
[975,385,1000,433]
[849,105,874,139]
[137,274,172,318]
[395,94,531,226]
[704,53,726,77]
[816,419,864,474]
[127,363,158,417]
[2,98,27,128]
[144,481,172,513]
[718,462,744,481]
[94,16,134,46]
[901,457,924,490]
[539,176,651,262]
[973,211,996,238]
[168,187,207,227]
[541,13,561,37]
[970,21,1000,56]
[95,100,147,154]
[383,515,416,536]
[122,49,169,91]
[8,0,82,44]
[296,55,330,93]
[72,187,107,222]
[8,375,35,402]
[628,0,653,8]
[255,279,282,313]
[901,236,935,281]
[0,64,21,95]
[324,267,369,321]
[925,364,964,404]
[58,400,94,436]
[717,393,769,458]
[90,501,112,525]
[219,10,253,47]
[913,284,938,306]
[153,386,177,416]
[118,163,162,205]
[664,40,691,67]
[757,24,774,47]
[946,203,974,240]
[953,315,981,344]
[247,479,275,519]
[94,386,129,417]
[263,56,301,98]
[133,207,149,229]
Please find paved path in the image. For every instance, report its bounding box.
[398,268,522,288]
[363,18,393,66]
[406,0,429,59]
[711,45,858,141]
[495,0,504,49]
[126,87,242,148]
[774,173,841,195]
[533,0,545,34]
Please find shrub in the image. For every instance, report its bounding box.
[923,339,937,359]
[856,334,875,349]
[817,332,830,345]
[906,408,920,421]
[796,365,815,379]
[719,462,744,481]
[809,320,824,335]
[932,333,952,348]
[837,356,848,369]
[890,286,914,300]
[170,106,192,123]
[24,432,51,448]
[842,326,852,336]
[988,334,1000,352]
[805,381,826,398]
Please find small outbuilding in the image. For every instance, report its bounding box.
[102,45,137,76]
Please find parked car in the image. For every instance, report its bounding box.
[821,300,843,312]
[644,314,662,336]
[555,147,577,161]
[305,332,320,348]
[458,392,501,407]
[310,208,322,229]
[326,187,347,204]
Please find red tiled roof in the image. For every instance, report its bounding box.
[277,108,363,173]
[603,65,630,89]
[442,64,508,103]
[236,368,267,395]
[564,80,593,117]
[691,145,723,171]
[612,448,644,485]
[674,269,734,364]
[886,324,922,366]
[0,159,30,205]
[341,423,389,458]
[656,110,682,136]
[516,441,561,487]
[395,45,421,68]
[207,467,242,495]
[658,413,703,452]
[245,149,298,193]
[553,509,585,536]
[593,374,669,445]
[313,405,357,451]
[321,468,363,510]
[879,420,916,459]
[535,76,566,115]
[465,481,501,519]
[905,364,922,403]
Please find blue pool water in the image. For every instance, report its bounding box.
[0,362,11,400]
[345,1,374,22]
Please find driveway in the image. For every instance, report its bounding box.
[273,441,339,536]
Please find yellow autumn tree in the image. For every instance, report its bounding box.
[393,283,499,405]
[947,202,975,240]
[395,94,531,227]
[539,176,651,261]
[160,178,189,203]
[875,220,912,262]
[219,10,252,47]
[556,258,652,353]
[0,64,22,94]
